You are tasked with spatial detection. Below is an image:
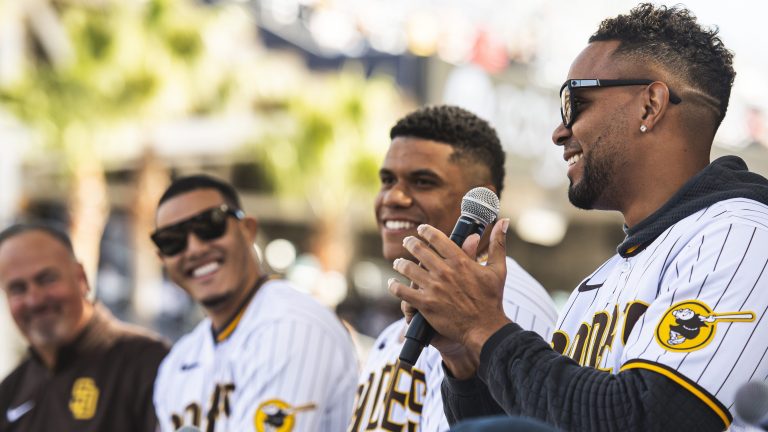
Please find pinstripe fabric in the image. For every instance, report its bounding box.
[553,198,768,431]
[348,257,557,431]
[153,280,358,432]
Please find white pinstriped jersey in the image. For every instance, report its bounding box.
[552,198,768,431]
[153,279,358,432]
[349,257,558,432]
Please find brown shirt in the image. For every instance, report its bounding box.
[0,304,169,432]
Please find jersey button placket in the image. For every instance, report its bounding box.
[621,260,632,273]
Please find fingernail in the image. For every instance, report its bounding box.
[501,218,509,233]
[402,236,412,246]
[392,258,401,268]
[417,224,427,235]
[387,277,397,289]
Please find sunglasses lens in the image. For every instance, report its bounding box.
[561,85,572,127]
[190,208,229,241]
[152,207,235,256]
[151,229,187,256]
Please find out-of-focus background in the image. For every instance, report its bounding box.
[1,0,767,375]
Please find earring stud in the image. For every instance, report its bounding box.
[640,125,648,133]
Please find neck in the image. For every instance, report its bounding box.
[209,271,264,330]
[621,140,709,227]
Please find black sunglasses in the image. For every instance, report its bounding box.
[560,79,683,129]
[151,204,245,256]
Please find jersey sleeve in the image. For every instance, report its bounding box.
[230,317,358,432]
[620,220,768,429]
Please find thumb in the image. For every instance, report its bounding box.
[461,233,481,260]
[487,218,509,273]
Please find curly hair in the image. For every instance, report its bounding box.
[390,105,506,197]
[590,3,735,128]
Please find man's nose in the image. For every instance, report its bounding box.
[382,186,413,207]
[184,231,210,256]
[24,284,46,308]
[552,121,572,146]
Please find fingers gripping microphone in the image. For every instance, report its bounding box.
[398,187,500,366]
[735,381,768,430]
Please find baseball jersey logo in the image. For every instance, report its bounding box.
[655,300,755,352]
[69,377,99,420]
[254,399,316,432]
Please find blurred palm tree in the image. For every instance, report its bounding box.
[0,0,411,316]
[246,68,408,276]
[0,0,219,298]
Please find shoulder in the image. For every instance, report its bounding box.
[363,319,406,361]
[504,257,544,291]
[244,280,349,336]
[503,257,558,316]
[93,309,170,369]
[373,318,407,343]
[111,321,170,355]
[687,198,768,231]
[157,320,209,369]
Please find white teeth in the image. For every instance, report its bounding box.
[384,220,416,230]
[192,262,220,278]
[567,153,582,166]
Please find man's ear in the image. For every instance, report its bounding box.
[75,262,91,297]
[242,216,259,241]
[640,81,673,132]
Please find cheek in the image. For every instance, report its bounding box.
[163,257,185,277]
[7,298,27,322]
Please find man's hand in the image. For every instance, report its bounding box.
[389,219,512,374]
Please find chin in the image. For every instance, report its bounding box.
[200,290,235,309]
[381,241,406,260]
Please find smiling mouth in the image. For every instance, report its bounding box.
[567,153,583,166]
[383,220,418,231]
[189,261,221,278]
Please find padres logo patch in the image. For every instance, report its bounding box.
[69,377,99,420]
[254,399,316,432]
[655,300,755,352]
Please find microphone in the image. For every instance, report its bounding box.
[736,381,768,430]
[398,187,500,366]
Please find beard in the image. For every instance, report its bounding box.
[567,135,623,210]
[25,307,69,350]
[200,292,234,308]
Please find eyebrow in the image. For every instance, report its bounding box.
[380,168,444,181]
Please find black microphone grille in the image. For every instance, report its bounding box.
[735,381,768,424]
[461,187,500,226]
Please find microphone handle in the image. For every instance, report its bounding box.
[399,216,486,366]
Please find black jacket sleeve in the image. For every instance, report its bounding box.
[441,364,505,424]
[442,323,727,432]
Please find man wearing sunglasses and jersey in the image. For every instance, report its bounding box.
[388,4,768,432]
[150,174,357,432]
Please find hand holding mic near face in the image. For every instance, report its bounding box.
[398,187,500,366]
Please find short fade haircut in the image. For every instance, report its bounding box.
[158,174,242,209]
[589,3,735,128]
[390,105,506,197]
[0,222,76,257]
